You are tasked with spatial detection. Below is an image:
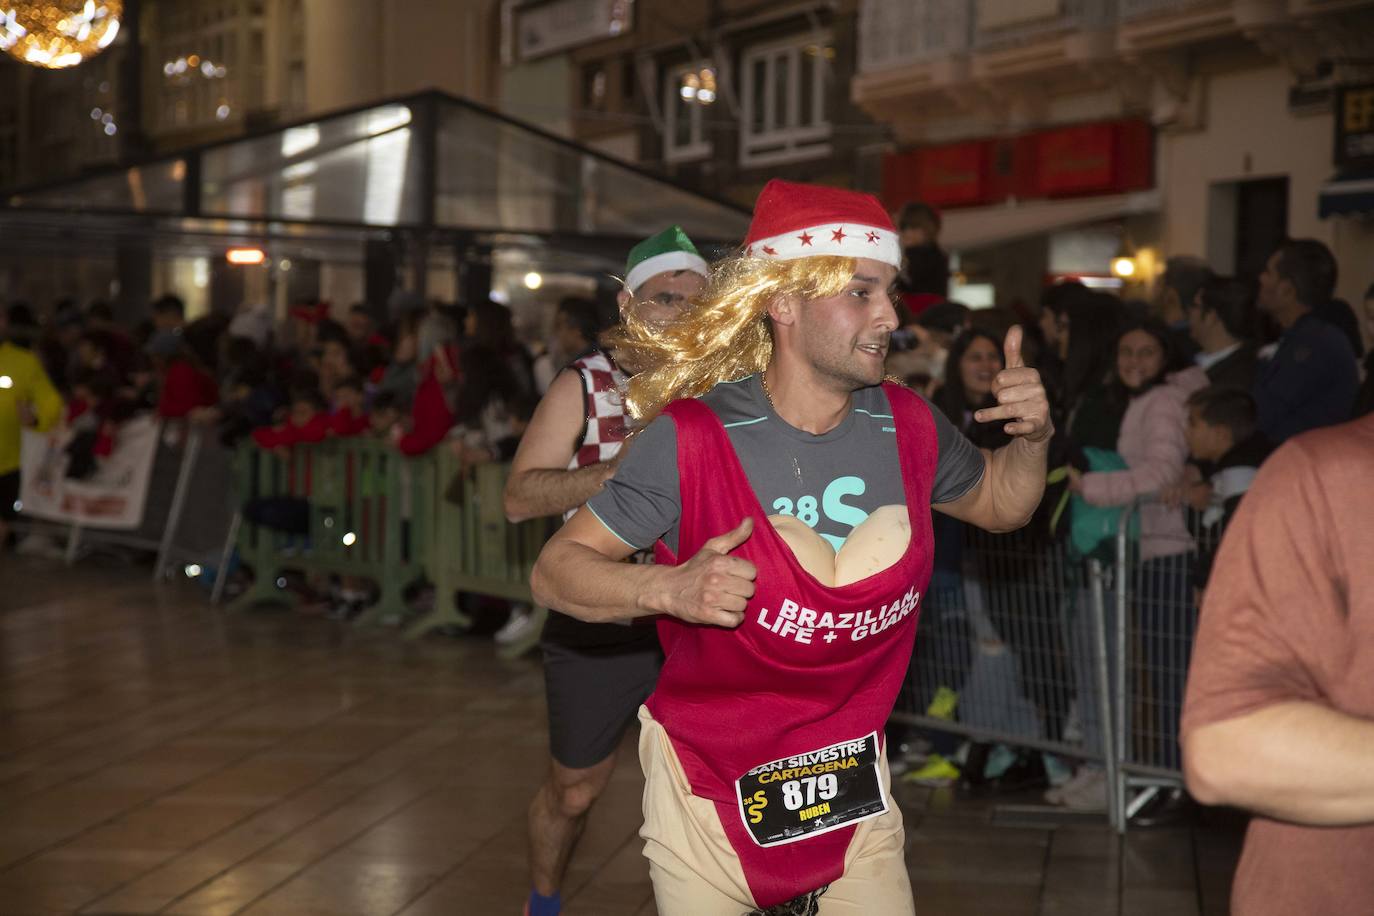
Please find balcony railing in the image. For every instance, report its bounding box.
[857,0,972,74]
[1118,0,1222,21]
[973,0,1117,49]
[857,0,1308,77]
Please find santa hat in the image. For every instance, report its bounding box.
[625,225,710,293]
[743,179,900,269]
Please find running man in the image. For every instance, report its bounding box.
[530,181,1050,914]
[504,226,710,916]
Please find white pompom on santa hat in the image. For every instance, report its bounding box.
[742,179,901,269]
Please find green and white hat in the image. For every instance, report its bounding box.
[624,225,710,293]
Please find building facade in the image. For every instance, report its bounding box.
[0,0,501,188]
[0,0,503,316]
[852,0,1374,311]
[499,0,887,208]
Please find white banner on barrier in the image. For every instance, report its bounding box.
[18,415,161,530]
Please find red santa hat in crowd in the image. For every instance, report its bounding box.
[743,179,901,269]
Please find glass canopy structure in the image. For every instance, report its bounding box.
[7,91,750,240]
[1,91,750,315]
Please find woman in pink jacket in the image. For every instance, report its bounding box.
[1070,318,1207,777]
[1071,320,1207,559]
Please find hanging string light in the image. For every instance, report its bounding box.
[0,1,123,70]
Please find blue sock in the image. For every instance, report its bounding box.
[528,889,561,916]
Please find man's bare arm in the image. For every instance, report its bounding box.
[935,437,1049,534]
[530,508,756,628]
[504,369,615,522]
[506,465,617,523]
[1184,701,1374,826]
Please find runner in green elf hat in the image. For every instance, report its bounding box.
[619,225,711,332]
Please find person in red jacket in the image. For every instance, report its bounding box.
[328,377,371,438]
[251,388,330,453]
[148,329,219,420]
[241,387,330,549]
[394,313,462,455]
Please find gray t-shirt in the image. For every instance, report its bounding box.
[586,374,986,555]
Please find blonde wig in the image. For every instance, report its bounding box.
[606,253,859,423]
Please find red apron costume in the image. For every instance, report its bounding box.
[646,381,937,907]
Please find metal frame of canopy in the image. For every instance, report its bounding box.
[0,89,751,311]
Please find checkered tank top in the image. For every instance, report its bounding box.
[565,347,630,477]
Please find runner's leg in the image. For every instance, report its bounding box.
[639,707,758,915]
[806,805,913,914]
[809,759,914,915]
[528,753,619,895]
[531,637,660,909]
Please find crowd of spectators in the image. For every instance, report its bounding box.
[0,291,573,475]
[887,234,1370,819]
[0,288,610,619]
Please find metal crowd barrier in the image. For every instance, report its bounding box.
[223,438,437,623]
[892,520,1122,827]
[157,430,238,581]
[14,420,220,579]
[889,489,1238,834]
[220,439,551,645]
[1109,495,1218,831]
[402,451,554,641]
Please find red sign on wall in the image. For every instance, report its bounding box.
[882,119,1153,211]
[916,141,990,207]
[1034,120,1152,197]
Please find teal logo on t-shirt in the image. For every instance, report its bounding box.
[771,475,868,550]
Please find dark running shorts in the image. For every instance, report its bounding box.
[0,472,18,521]
[542,632,662,770]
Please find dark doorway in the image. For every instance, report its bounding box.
[1234,177,1288,281]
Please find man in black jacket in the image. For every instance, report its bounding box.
[1188,276,1260,392]
[894,201,949,324]
[1252,239,1358,444]
[1158,256,1212,367]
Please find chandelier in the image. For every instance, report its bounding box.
[0,1,123,70]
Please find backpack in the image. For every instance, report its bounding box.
[1047,447,1139,561]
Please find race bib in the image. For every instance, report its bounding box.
[734,733,888,847]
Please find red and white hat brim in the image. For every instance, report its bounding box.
[744,224,900,269]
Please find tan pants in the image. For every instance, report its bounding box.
[637,706,916,915]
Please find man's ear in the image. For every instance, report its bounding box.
[767,295,798,328]
[616,288,632,319]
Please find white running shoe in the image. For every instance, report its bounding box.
[494,607,537,646]
[1044,765,1104,805]
[1059,768,1108,811]
[15,534,66,559]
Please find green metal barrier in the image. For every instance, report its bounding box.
[228,439,437,623]
[405,450,555,646]
[228,439,553,647]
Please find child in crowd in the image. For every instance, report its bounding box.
[251,387,330,453]
[367,391,403,440]
[63,368,118,479]
[1181,386,1270,590]
[328,376,370,437]
[316,330,357,403]
[215,343,280,447]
